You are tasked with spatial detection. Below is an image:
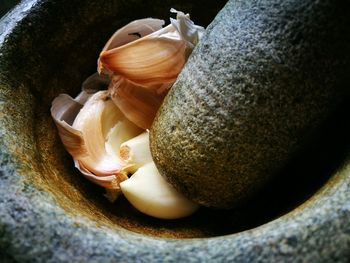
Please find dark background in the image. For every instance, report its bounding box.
[0,0,20,17]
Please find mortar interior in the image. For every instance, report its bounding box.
[1,0,349,239]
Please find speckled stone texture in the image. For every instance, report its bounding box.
[151,0,350,208]
[1,0,350,262]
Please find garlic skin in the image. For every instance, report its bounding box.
[119,131,152,173]
[99,25,187,87]
[51,10,205,207]
[98,18,165,75]
[108,76,168,129]
[98,10,205,129]
[51,90,142,201]
[120,162,199,219]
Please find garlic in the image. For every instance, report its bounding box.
[120,162,199,219]
[108,76,168,129]
[51,9,204,211]
[98,10,205,128]
[99,26,187,87]
[51,90,142,201]
[119,131,152,173]
[119,132,199,219]
[98,18,165,75]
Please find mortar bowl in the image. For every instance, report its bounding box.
[0,0,349,261]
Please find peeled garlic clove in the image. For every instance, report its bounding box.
[119,131,152,173]
[108,76,168,129]
[120,162,199,219]
[98,18,165,75]
[105,119,143,159]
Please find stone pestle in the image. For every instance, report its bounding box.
[150,0,350,208]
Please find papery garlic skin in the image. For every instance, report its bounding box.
[51,90,142,201]
[98,18,165,75]
[120,162,199,219]
[119,131,152,173]
[72,91,127,175]
[170,8,205,48]
[51,10,205,207]
[108,76,168,129]
[99,26,187,87]
[98,10,205,129]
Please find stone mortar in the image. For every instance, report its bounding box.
[0,0,349,262]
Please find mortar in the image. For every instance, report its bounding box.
[0,0,349,261]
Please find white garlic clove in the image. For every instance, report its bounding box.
[120,162,199,219]
[119,131,152,173]
[105,119,143,159]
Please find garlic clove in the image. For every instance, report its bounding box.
[98,10,205,129]
[119,131,152,173]
[98,18,165,75]
[71,91,125,175]
[101,18,165,52]
[105,119,143,159]
[108,76,168,129]
[51,90,142,201]
[71,90,143,176]
[99,27,187,87]
[120,162,199,219]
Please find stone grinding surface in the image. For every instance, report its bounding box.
[151,0,350,208]
[0,0,349,262]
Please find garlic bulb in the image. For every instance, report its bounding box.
[51,90,142,201]
[98,10,205,129]
[51,9,203,214]
[120,162,199,219]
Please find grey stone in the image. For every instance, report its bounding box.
[150,0,350,208]
[0,0,349,262]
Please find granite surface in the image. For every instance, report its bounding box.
[151,0,350,208]
[0,0,350,262]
